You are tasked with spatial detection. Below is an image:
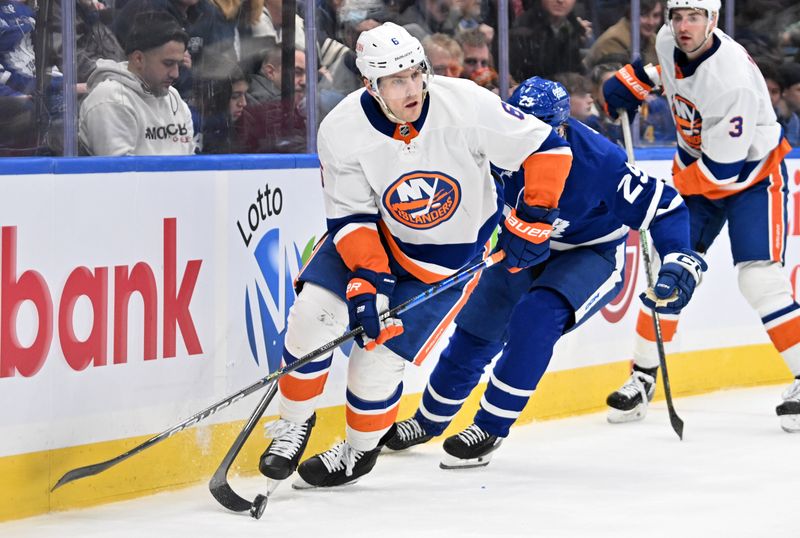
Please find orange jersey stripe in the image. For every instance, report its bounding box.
[766,316,800,353]
[674,138,791,200]
[378,221,448,284]
[346,404,400,433]
[334,225,390,273]
[413,244,487,366]
[522,152,572,208]
[279,372,329,402]
[635,309,679,342]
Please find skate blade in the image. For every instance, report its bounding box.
[780,414,800,433]
[607,403,648,424]
[439,452,495,470]
[265,478,282,496]
[291,476,360,490]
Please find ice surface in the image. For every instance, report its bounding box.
[3,385,797,538]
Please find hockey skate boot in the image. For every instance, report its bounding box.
[293,425,397,489]
[259,414,316,480]
[440,423,503,469]
[606,366,657,424]
[384,417,433,451]
[776,377,800,433]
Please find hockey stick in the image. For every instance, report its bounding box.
[620,110,684,440]
[208,248,506,517]
[209,379,278,517]
[52,250,505,492]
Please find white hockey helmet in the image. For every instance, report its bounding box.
[667,0,720,52]
[355,22,431,123]
[355,22,429,91]
[666,0,720,20]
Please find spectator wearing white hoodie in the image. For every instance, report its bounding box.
[79,12,195,155]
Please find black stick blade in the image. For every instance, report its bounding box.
[668,408,685,440]
[209,382,278,513]
[52,459,118,491]
[209,479,253,512]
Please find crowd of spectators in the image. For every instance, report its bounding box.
[1,0,799,156]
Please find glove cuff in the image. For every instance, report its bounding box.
[515,196,560,224]
[616,61,653,101]
[631,59,656,87]
[662,249,707,283]
[348,268,397,297]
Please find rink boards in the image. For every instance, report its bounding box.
[0,152,798,521]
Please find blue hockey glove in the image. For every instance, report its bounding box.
[602,59,655,121]
[498,202,559,272]
[346,268,403,350]
[640,249,707,315]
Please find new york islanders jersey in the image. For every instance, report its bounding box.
[317,76,569,284]
[653,26,790,199]
[495,118,688,257]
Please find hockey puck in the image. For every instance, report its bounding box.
[250,494,268,519]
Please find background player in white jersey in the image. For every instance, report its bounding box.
[258,22,573,490]
[603,0,799,431]
[383,77,702,468]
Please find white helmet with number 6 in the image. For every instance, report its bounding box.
[355,22,431,123]
[355,22,430,95]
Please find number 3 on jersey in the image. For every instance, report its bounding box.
[617,162,648,203]
[729,116,743,137]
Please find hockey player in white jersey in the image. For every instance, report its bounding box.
[384,77,702,468]
[602,0,799,431]
[257,22,573,490]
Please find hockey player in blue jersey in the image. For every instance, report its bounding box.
[383,77,705,468]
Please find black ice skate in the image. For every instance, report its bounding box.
[776,377,800,433]
[259,414,316,480]
[384,417,433,451]
[293,425,396,489]
[606,366,657,424]
[440,423,502,469]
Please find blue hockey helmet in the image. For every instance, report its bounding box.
[507,76,570,127]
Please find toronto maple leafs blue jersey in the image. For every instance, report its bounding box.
[494,118,689,258]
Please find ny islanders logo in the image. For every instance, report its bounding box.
[243,228,313,372]
[383,171,461,229]
[671,94,702,150]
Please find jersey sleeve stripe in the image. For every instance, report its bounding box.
[654,192,684,217]
[521,150,573,208]
[333,223,390,273]
[639,177,665,230]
